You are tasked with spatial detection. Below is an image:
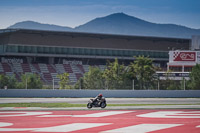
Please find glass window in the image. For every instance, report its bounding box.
[96,49,101,55]
[19,46,25,53]
[5,45,171,59]
[44,47,49,54]
[154,52,159,58]
[57,47,62,54]
[37,47,44,53]
[49,47,55,54]
[145,51,150,57]
[123,50,127,56]
[112,50,117,56]
[72,48,78,55]
[79,48,84,55]
[13,45,17,52]
[66,48,71,54]
[148,51,153,58]
[136,51,141,56]
[85,49,90,55]
[31,46,37,53]
[103,49,108,56]
[164,52,168,58]
[28,46,33,53]
[61,47,65,54]
[108,50,112,56]
[119,50,123,56]
[90,49,95,55]
[6,45,11,52]
[7,45,14,52]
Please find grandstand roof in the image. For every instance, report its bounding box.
[0,29,190,51]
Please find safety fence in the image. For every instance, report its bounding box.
[0,89,200,98]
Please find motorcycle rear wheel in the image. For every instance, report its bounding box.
[87,103,92,109]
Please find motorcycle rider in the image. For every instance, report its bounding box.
[93,93,103,105]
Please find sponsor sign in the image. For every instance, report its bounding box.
[1,57,23,63]
[173,51,196,62]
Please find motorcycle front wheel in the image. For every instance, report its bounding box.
[100,102,106,108]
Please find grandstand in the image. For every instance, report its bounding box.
[0,29,191,85]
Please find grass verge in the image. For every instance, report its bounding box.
[0,103,85,108]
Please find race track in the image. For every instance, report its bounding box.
[0,109,200,133]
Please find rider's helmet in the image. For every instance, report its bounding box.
[98,93,103,97]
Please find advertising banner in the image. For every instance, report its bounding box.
[1,57,23,63]
[173,51,196,62]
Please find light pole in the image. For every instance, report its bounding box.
[53,78,54,90]
[183,78,185,90]
[26,77,27,89]
[158,79,160,90]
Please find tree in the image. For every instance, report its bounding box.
[74,77,84,89]
[57,73,72,89]
[0,74,17,89]
[0,74,9,89]
[188,64,200,90]
[7,74,17,89]
[17,73,42,89]
[78,66,104,89]
[103,59,131,89]
[129,56,155,89]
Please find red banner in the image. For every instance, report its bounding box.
[173,52,196,62]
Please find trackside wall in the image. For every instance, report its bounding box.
[0,89,200,98]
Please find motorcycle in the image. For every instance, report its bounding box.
[87,97,107,109]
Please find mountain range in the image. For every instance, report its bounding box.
[8,13,200,39]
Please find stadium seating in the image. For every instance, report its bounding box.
[43,73,53,82]
[55,64,66,73]
[83,65,90,73]
[32,64,41,72]
[1,63,12,73]
[77,64,85,73]
[47,64,56,73]
[69,73,77,83]
[38,63,49,73]
[12,63,23,73]
[64,64,73,73]
[21,63,31,72]
[75,73,83,80]
[0,61,107,85]
[0,63,4,73]
[51,73,60,83]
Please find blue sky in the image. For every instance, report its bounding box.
[0,0,200,29]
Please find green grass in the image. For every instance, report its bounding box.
[0,103,85,108]
[0,103,199,108]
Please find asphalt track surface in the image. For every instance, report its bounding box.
[0,98,200,132]
[0,109,199,133]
